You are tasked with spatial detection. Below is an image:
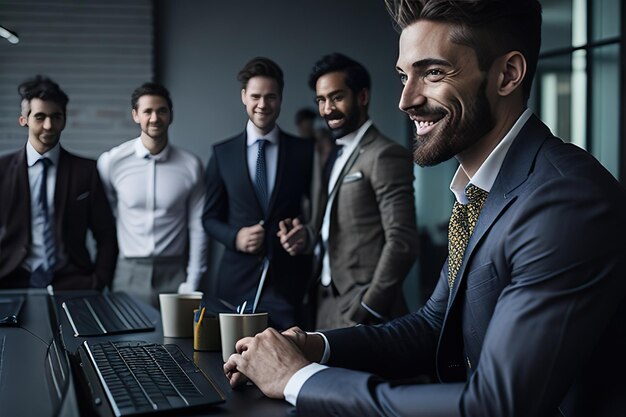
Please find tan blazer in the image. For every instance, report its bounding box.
[309,124,419,325]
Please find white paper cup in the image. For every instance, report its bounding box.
[158,292,202,338]
[219,312,268,362]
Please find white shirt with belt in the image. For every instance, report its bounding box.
[97,138,208,290]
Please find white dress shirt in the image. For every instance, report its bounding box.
[283,109,535,406]
[245,120,280,198]
[320,119,373,286]
[97,138,208,290]
[23,141,63,272]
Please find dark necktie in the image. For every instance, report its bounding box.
[447,184,488,289]
[31,157,56,287]
[323,143,343,187]
[255,139,268,213]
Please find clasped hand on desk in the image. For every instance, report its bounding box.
[223,327,324,399]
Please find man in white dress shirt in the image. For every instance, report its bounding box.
[98,83,208,306]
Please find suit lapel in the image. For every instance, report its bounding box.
[266,131,287,217]
[328,125,377,200]
[448,115,553,305]
[54,148,70,242]
[237,131,265,216]
[12,149,32,238]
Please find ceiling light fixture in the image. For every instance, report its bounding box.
[0,24,19,44]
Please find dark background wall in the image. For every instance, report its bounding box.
[154,0,408,162]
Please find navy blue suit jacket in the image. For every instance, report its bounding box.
[297,115,626,416]
[203,129,313,327]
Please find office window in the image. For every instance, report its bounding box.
[533,0,622,179]
[0,0,153,158]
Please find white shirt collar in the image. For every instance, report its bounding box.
[450,108,533,203]
[133,137,171,161]
[26,140,61,167]
[335,119,373,148]
[246,120,280,146]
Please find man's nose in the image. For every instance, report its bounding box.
[399,79,426,113]
[322,99,335,115]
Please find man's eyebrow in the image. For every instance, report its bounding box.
[397,58,452,72]
[316,88,346,99]
[33,111,63,117]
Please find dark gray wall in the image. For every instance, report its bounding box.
[155,0,407,162]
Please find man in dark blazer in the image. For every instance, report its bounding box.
[223,1,626,416]
[0,76,117,290]
[278,53,419,329]
[203,57,313,329]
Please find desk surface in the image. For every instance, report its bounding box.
[0,290,292,417]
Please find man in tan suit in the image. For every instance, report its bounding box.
[279,53,419,329]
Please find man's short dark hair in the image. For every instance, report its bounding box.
[237,57,284,95]
[295,108,317,125]
[308,53,371,95]
[18,75,69,114]
[131,82,173,111]
[384,0,542,101]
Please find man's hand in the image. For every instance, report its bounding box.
[281,327,325,363]
[223,328,311,399]
[277,218,307,256]
[236,223,265,253]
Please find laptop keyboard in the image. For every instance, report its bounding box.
[62,293,154,337]
[83,341,223,416]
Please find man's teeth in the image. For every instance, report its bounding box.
[417,121,435,128]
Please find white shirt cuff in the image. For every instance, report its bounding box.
[283,363,328,406]
[315,331,331,364]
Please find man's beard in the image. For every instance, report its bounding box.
[326,99,361,140]
[413,79,494,167]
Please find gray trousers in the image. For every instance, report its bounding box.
[112,256,186,308]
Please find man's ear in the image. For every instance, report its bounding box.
[18,115,28,127]
[241,89,247,105]
[131,108,139,123]
[358,88,370,107]
[496,51,527,97]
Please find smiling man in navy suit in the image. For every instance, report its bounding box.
[203,57,313,329]
[0,76,117,290]
[223,1,626,416]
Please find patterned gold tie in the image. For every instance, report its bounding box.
[448,184,488,289]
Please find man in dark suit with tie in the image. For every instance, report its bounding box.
[224,1,626,416]
[278,53,419,329]
[203,57,313,329]
[0,76,118,290]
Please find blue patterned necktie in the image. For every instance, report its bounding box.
[447,184,488,289]
[31,157,56,287]
[255,139,268,213]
